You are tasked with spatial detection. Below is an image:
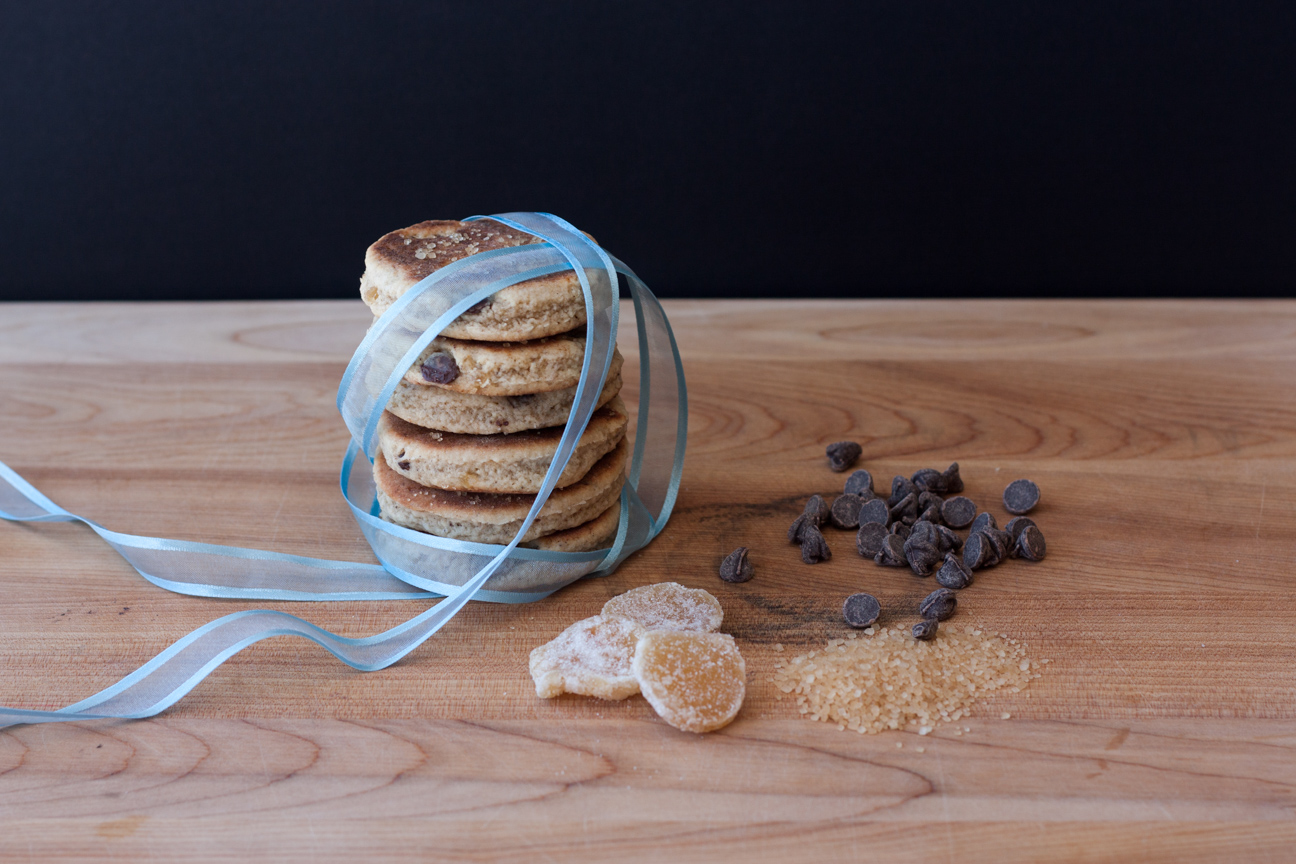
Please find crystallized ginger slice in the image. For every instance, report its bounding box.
[529,614,644,700]
[601,582,723,633]
[632,631,746,733]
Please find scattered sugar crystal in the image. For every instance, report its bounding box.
[771,623,1039,734]
[603,582,723,633]
[530,615,644,700]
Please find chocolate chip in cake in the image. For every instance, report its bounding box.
[419,353,460,385]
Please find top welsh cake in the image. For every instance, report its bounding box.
[360,220,593,342]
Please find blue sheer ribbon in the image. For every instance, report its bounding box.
[0,212,687,727]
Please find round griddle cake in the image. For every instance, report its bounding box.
[378,397,628,494]
[399,329,615,396]
[528,499,621,552]
[374,437,627,545]
[360,220,590,341]
[386,358,622,435]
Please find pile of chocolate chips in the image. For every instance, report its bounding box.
[789,442,1047,640]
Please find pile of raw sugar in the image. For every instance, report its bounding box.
[772,623,1043,734]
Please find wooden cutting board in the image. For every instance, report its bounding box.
[1,299,1294,863]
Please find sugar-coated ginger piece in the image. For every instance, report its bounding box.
[632,631,746,733]
[529,614,644,700]
[601,582,723,633]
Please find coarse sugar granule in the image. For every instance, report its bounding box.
[771,623,1043,734]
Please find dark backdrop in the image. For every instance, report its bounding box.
[2,1,1294,301]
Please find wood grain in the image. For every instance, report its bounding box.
[2,300,1295,862]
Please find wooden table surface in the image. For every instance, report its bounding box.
[2,299,1295,862]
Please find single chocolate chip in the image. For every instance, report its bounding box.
[1004,516,1038,542]
[963,532,990,571]
[907,520,940,547]
[1017,525,1047,561]
[856,522,888,558]
[800,526,832,564]
[805,494,831,527]
[903,538,942,577]
[938,462,964,495]
[941,496,976,529]
[787,514,809,544]
[858,498,890,526]
[918,588,958,621]
[889,491,918,524]
[420,353,460,385]
[844,469,875,497]
[842,593,881,628]
[918,490,944,512]
[1003,478,1041,515]
[830,494,867,529]
[911,468,942,491]
[912,619,939,641]
[397,460,411,471]
[888,475,917,507]
[466,298,492,314]
[919,504,944,525]
[983,528,1013,565]
[719,547,754,582]
[874,534,908,566]
[936,553,974,589]
[969,512,998,535]
[889,521,912,541]
[826,441,862,472]
[936,524,963,553]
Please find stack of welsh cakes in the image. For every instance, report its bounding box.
[359,220,626,552]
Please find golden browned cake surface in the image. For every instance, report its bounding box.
[374,438,627,544]
[378,397,628,494]
[386,357,622,435]
[360,220,593,341]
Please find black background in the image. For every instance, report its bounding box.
[2,1,1293,301]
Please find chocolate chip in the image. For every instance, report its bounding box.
[805,494,830,527]
[969,512,998,535]
[912,619,939,641]
[919,504,944,525]
[844,469,875,497]
[842,593,881,628]
[917,490,944,512]
[888,475,917,506]
[889,491,918,524]
[787,514,809,544]
[856,522,888,558]
[936,524,963,553]
[1003,478,1040,515]
[466,298,492,314]
[1004,516,1038,542]
[874,534,908,566]
[397,460,411,471]
[889,520,912,541]
[937,462,964,494]
[1017,525,1047,561]
[919,588,958,621]
[858,498,890,526]
[936,553,973,589]
[903,538,942,577]
[983,528,1013,565]
[419,353,460,385]
[826,441,862,472]
[911,468,942,491]
[719,547,754,582]
[907,520,940,548]
[941,496,976,528]
[963,532,991,571]
[800,526,832,564]
[830,494,867,529]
